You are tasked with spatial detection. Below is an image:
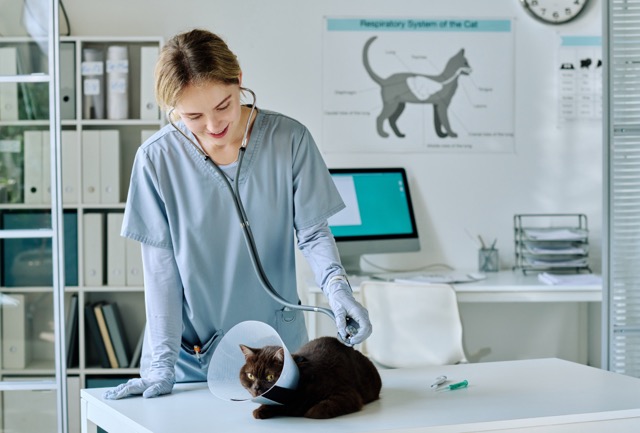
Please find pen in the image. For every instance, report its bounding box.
[490,238,497,250]
[430,375,447,389]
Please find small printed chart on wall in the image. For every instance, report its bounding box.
[322,17,515,154]
[557,35,602,125]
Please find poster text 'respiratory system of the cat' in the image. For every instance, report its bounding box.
[322,17,515,153]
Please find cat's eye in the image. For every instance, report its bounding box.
[266,374,275,381]
[246,373,255,380]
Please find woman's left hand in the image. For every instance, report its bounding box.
[326,281,372,346]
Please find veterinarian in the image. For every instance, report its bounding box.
[103,28,372,400]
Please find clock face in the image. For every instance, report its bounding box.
[520,0,589,24]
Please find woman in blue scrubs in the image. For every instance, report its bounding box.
[104,28,372,399]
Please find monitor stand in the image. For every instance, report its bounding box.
[340,255,376,278]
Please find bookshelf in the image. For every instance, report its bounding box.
[0,35,163,432]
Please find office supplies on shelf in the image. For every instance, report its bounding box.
[82,47,105,119]
[106,45,129,119]
[514,213,591,274]
[0,46,18,120]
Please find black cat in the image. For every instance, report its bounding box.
[239,336,382,419]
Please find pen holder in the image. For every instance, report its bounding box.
[479,248,499,272]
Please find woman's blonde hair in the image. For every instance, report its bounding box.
[155,29,241,110]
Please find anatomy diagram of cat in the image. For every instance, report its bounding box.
[363,36,472,139]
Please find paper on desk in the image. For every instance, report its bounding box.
[538,272,602,286]
[524,228,587,241]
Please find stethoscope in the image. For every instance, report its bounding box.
[167,87,358,344]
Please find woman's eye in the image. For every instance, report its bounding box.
[247,373,254,380]
[266,374,275,381]
[217,103,230,111]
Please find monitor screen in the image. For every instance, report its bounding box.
[327,167,420,274]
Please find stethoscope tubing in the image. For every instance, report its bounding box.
[166,88,337,323]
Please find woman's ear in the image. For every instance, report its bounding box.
[238,71,243,87]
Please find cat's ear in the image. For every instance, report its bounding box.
[240,344,256,359]
[274,347,285,363]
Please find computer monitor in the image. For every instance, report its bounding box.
[327,167,420,274]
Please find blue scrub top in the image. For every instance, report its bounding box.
[122,109,344,381]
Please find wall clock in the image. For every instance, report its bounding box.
[520,0,589,24]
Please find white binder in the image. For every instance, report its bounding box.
[106,45,129,120]
[100,130,120,203]
[2,294,31,369]
[60,42,76,120]
[139,46,159,120]
[81,130,101,204]
[107,212,126,286]
[0,46,18,120]
[42,130,51,204]
[83,213,104,286]
[82,48,105,119]
[23,130,43,204]
[125,238,144,286]
[62,130,79,204]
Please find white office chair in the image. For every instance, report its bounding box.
[360,280,468,368]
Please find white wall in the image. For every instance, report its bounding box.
[54,0,604,364]
[56,0,603,273]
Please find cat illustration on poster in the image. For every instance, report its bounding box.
[363,36,472,139]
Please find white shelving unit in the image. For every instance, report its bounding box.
[0,34,163,432]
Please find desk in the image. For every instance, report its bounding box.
[305,270,602,340]
[81,358,640,433]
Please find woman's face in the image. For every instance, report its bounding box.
[174,81,243,149]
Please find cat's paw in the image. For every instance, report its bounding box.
[253,405,275,419]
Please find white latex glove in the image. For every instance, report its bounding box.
[326,279,372,346]
[103,369,174,399]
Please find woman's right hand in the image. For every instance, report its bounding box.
[103,370,174,399]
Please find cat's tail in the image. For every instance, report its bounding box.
[363,36,384,85]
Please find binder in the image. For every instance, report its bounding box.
[94,302,119,368]
[129,326,145,368]
[67,376,81,433]
[106,45,129,120]
[84,301,110,368]
[125,237,144,286]
[139,46,159,120]
[81,130,101,204]
[65,293,79,368]
[23,130,43,204]
[99,129,120,203]
[0,138,22,203]
[83,212,104,286]
[60,42,76,120]
[2,294,31,368]
[62,130,79,204]
[0,46,18,120]
[102,302,131,367]
[107,212,126,286]
[82,48,105,119]
[42,130,51,204]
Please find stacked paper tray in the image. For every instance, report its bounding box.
[513,214,591,274]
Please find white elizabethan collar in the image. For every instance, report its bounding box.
[207,320,300,405]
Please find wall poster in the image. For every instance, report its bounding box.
[557,35,602,124]
[322,17,515,153]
